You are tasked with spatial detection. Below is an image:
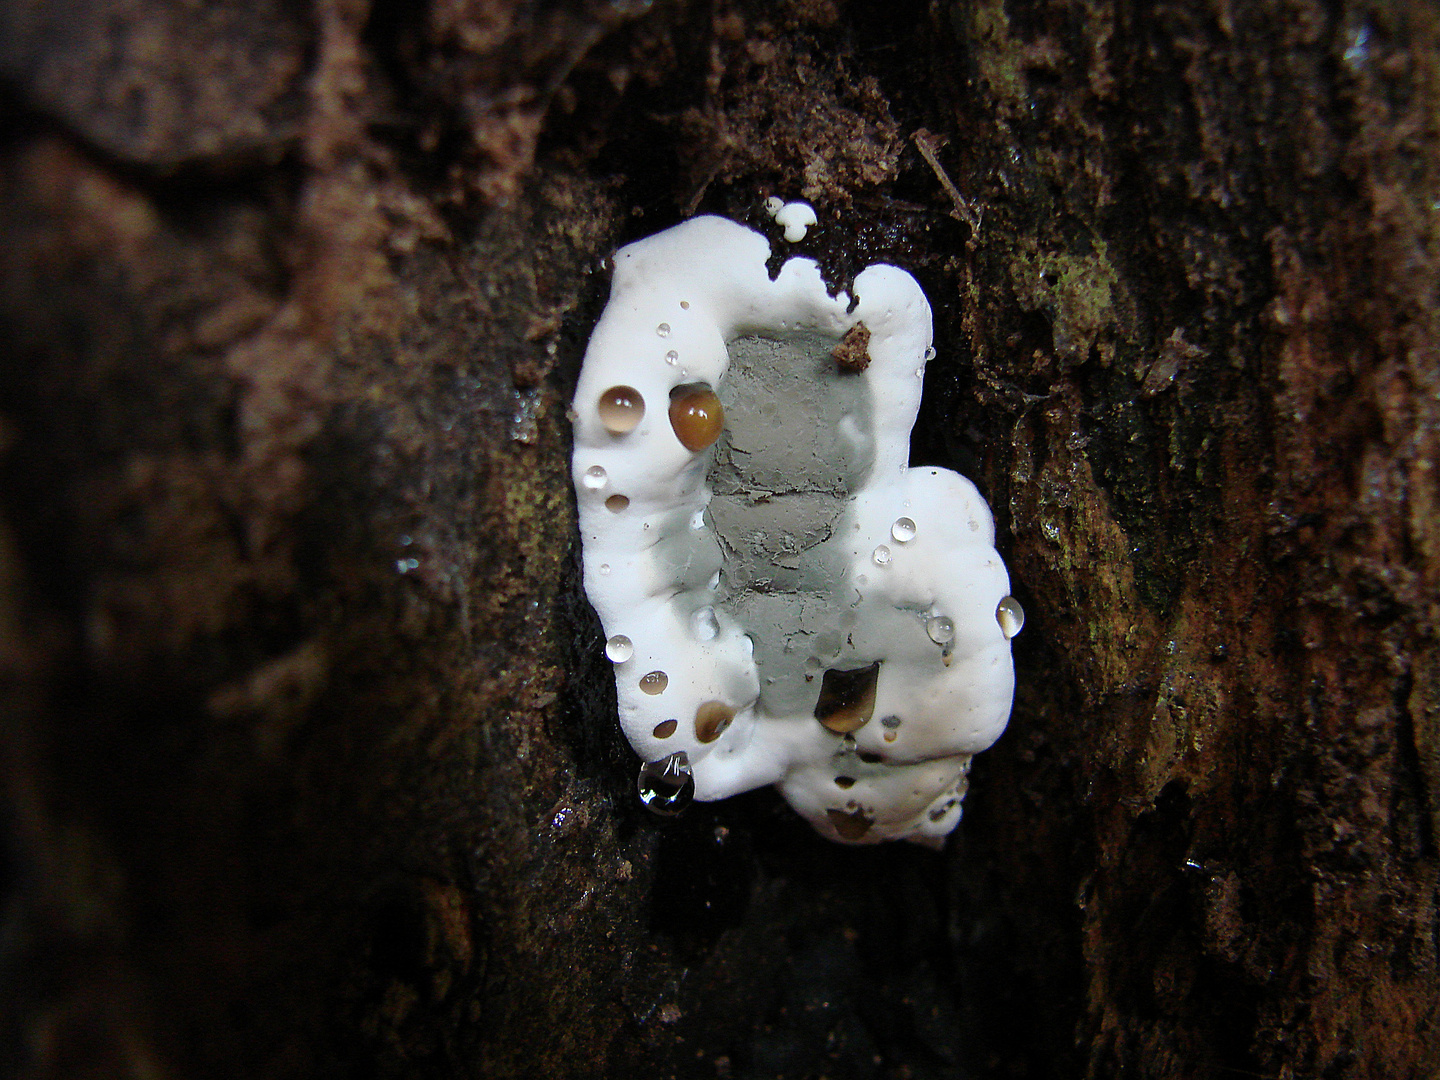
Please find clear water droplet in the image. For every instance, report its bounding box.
[582,465,607,490]
[804,656,823,675]
[915,367,924,378]
[923,345,936,362]
[891,517,916,543]
[690,509,706,530]
[691,606,719,641]
[656,322,671,338]
[598,563,611,575]
[926,616,955,645]
[872,545,892,566]
[708,570,720,590]
[665,349,679,365]
[637,751,693,816]
[640,671,669,695]
[605,635,633,662]
[742,634,754,656]
[997,596,1025,639]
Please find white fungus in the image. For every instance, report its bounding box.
[773,201,818,242]
[571,215,1018,845]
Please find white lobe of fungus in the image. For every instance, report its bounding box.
[571,215,1018,845]
[774,201,818,242]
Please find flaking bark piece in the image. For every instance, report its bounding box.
[832,322,871,372]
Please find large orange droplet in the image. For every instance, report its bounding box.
[668,385,724,452]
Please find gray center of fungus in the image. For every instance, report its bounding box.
[707,333,875,717]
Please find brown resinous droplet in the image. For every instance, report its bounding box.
[826,806,875,841]
[813,661,881,733]
[598,385,644,434]
[694,700,735,743]
[668,384,724,451]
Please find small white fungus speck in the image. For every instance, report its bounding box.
[774,201,818,242]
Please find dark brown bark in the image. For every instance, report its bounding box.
[2,1,1437,1078]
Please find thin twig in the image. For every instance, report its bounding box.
[913,128,983,234]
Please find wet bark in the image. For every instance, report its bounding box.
[2,1,1438,1078]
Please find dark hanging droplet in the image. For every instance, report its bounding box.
[638,751,693,816]
[834,776,856,789]
[814,661,880,733]
[826,806,875,841]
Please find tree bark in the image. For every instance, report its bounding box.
[2,1,1437,1078]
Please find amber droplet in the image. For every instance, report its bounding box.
[605,494,630,512]
[814,661,880,733]
[652,718,678,738]
[668,385,724,451]
[598,385,644,434]
[640,671,669,695]
[826,806,875,841]
[694,700,735,743]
